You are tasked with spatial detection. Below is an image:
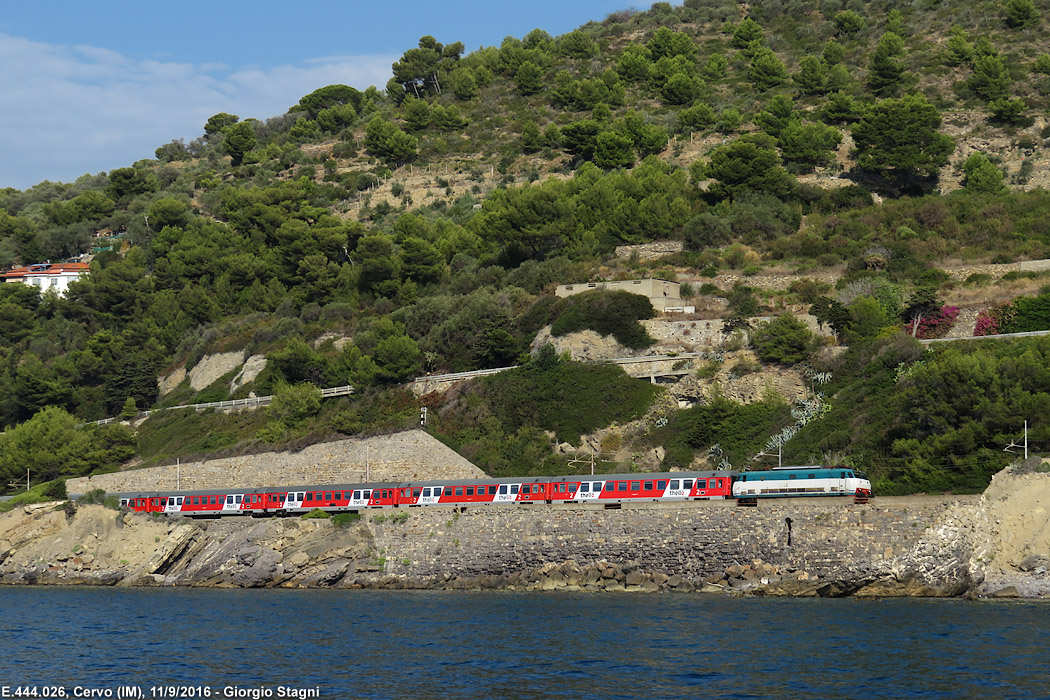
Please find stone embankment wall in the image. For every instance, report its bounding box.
[67,431,484,495]
[0,495,981,597]
[364,498,974,595]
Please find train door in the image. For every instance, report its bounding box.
[838,470,847,494]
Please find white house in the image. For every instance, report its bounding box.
[0,262,90,296]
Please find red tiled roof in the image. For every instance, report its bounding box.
[0,262,89,279]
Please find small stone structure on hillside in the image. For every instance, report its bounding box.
[66,430,485,495]
[555,278,694,313]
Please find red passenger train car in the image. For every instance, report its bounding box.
[114,471,737,517]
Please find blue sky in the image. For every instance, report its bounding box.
[0,1,660,190]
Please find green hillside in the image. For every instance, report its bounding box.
[4,0,1050,494]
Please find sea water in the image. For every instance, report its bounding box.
[1,588,1047,699]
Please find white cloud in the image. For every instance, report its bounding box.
[0,34,396,189]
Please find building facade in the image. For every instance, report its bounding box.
[1,262,90,296]
[555,278,693,313]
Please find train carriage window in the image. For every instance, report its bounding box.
[331,492,340,500]
[162,497,168,505]
[594,482,603,492]
[510,485,519,494]
[211,496,218,505]
[670,480,680,490]
[298,493,305,501]
[559,483,567,493]
[522,485,531,495]
[499,485,508,495]
[683,480,693,490]
[631,481,641,490]
[580,483,589,493]
[324,492,331,500]
[235,495,242,504]
[177,497,183,505]
[455,487,464,496]
[412,488,421,498]
[644,481,653,490]
[618,482,628,492]
[444,487,453,496]
[226,496,234,504]
[488,486,497,495]
[466,487,474,496]
[193,497,200,505]
[658,480,667,490]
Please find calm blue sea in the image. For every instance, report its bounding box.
[0,588,1047,700]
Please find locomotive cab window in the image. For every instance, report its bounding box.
[841,472,848,478]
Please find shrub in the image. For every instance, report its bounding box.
[908,306,959,339]
[751,314,818,365]
[974,311,999,336]
[332,512,362,528]
[301,508,331,519]
[77,489,121,510]
[549,290,656,349]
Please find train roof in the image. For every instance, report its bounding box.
[563,471,738,481]
[108,470,741,500]
[399,475,551,488]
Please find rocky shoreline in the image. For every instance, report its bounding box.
[1,467,1047,599]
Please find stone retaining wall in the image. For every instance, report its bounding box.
[67,431,485,494]
[367,498,967,589]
